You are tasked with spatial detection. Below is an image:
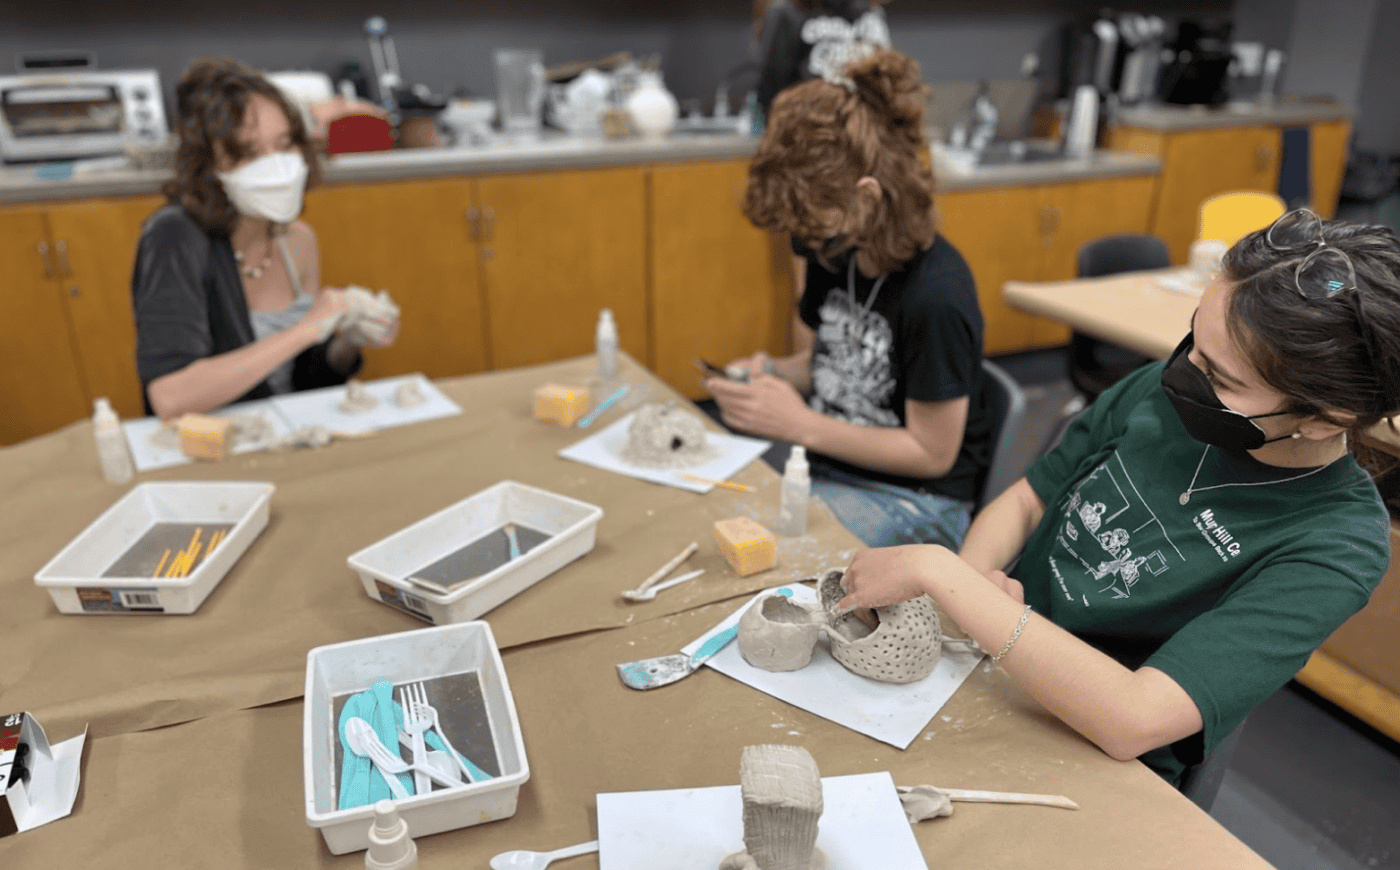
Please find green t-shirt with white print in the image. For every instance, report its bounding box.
[1021,362,1388,786]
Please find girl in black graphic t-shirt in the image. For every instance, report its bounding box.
[705,48,990,548]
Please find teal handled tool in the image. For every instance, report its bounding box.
[577,384,630,428]
[616,587,794,690]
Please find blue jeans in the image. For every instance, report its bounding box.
[809,460,974,549]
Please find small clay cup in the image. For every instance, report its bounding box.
[738,592,823,672]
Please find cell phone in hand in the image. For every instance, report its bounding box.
[694,357,735,379]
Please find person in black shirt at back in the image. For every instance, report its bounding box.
[706,48,991,548]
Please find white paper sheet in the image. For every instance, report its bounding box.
[122,399,291,472]
[682,585,984,749]
[121,374,461,472]
[597,771,927,870]
[558,410,770,493]
[268,373,461,433]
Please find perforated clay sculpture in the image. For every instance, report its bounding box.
[719,745,825,870]
[619,402,718,468]
[737,570,971,684]
[394,380,426,409]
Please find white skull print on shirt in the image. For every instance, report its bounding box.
[809,281,900,428]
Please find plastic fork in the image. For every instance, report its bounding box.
[344,716,460,790]
[406,681,492,783]
[400,686,431,796]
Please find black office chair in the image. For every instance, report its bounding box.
[1179,717,1249,813]
[977,358,1029,510]
[1070,234,1172,399]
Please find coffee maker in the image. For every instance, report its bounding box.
[1157,18,1234,106]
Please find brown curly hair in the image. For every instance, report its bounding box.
[744,47,934,275]
[163,57,321,232]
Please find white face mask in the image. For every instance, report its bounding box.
[216,151,308,223]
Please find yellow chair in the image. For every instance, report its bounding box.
[1198,191,1286,246]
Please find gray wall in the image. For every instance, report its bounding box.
[1354,0,1400,154]
[0,0,1229,114]
[1279,0,1377,107]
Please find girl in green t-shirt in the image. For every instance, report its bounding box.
[835,210,1400,784]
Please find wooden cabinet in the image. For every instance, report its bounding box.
[302,178,489,380]
[478,168,649,371]
[650,159,792,400]
[0,195,160,446]
[305,168,649,380]
[940,174,1156,355]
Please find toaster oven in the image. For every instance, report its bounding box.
[0,69,169,163]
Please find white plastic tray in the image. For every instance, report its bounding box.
[32,481,273,615]
[303,621,529,855]
[348,480,603,624]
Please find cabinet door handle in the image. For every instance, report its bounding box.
[466,207,479,241]
[55,239,73,277]
[482,207,495,242]
[37,241,54,278]
[1256,146,1274,172]
[68,285,82,299]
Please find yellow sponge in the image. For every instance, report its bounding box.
[713,517,777,577]
[533,383,590,427]
[177,413,232,461]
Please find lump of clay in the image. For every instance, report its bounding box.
[721,745,825,870]
[395,380,427,409]
[818,570,943,684]
[619,402,717,468]
[339,285,399,345]
[339,379,379,413]
[739,593,823,672]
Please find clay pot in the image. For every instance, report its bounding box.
[738,592,823,671]
[817,570,943,684]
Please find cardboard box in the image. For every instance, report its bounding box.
[1,711,86,837]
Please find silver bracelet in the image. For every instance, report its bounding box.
[992,604,1033,663]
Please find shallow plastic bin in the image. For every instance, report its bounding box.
[303,620,529,854]
[33,481,273,615]
[348,480,603,624]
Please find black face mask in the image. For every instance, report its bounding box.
[1160,332,1296,452]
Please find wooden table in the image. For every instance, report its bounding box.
[0,354,1272,868]
[1004,272,1400,745]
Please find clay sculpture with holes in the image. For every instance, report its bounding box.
[738,570,971,684]
[719,744,825,870]
[619,402,718,468]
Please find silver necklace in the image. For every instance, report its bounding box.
[233,232,273,280]
[845,257,888,347]
[1178,442,1339,505]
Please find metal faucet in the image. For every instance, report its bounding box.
[969,82,999,152]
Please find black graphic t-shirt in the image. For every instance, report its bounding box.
[797,235,990,502]
[1022,362,1389,784]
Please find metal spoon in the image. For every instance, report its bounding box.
[489,839,599,870]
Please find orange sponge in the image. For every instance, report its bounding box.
[713,517,777,577]
[533,383,590,427]
[177,413,232,461]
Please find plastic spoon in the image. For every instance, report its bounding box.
[489,840,599,870]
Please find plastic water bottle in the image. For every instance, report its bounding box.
[365,800,417,870]
[92,397,133,484]
[596,308,619,381]
[779,446,810,537]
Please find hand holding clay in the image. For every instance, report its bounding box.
[299,287,351,343]
[337,285,401,348]
[835,545,951,615]
[706,372,812,442]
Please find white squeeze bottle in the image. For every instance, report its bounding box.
[365,800,418,870]
[92,397,134,484]
[596,307,619,381]
[779,446,810,537]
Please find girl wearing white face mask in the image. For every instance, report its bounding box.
[131,57,399,420]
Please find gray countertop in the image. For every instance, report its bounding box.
[0,128,1160,206]
[1114,97,1353,132]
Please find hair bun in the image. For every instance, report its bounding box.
[846,49,927,130]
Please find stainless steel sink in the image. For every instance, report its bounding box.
[932,139,1067,171]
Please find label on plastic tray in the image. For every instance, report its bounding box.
[373,580,432,622]
[75,587,164,613]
